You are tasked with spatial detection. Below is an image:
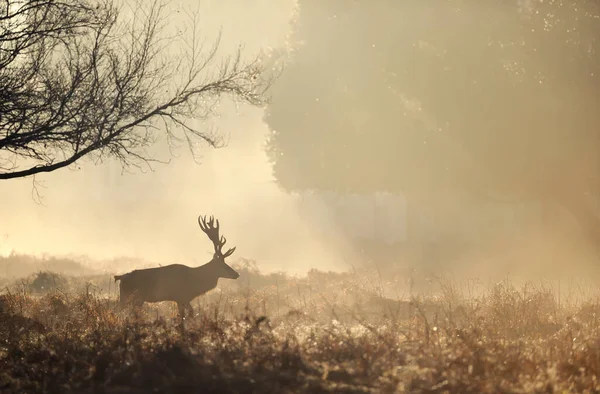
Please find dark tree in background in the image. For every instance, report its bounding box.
[265,0,600,247]
[0,0,268,180]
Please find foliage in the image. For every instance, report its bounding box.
[264,0,600,243]
[0,252,109,281]
[1,269,600,392]
[0,0,269,179]
[28,270,68,293]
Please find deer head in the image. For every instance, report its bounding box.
[198,215,239,279]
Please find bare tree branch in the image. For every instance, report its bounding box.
[0,0,273,180]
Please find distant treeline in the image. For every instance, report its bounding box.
[0,253,155,279]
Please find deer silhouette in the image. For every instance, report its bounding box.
[114,215,238,318]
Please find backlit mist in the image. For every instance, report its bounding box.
[1,0,598,282]
[0,0,335,274]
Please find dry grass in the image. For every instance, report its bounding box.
[1,263,600,393]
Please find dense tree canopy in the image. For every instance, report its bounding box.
[0,0,268,179]
[265,0,600,245]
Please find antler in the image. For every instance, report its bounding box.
[198,215,236,257]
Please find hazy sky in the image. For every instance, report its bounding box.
[0,0,352,274]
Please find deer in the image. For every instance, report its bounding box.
[114,215,239,319]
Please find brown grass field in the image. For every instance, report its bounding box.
[1,254,600,393]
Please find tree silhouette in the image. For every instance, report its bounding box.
[265,0,600,246]
[0,0,269,179]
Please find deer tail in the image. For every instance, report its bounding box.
[114,274,124,282]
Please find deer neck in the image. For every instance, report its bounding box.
[192,261,220,286]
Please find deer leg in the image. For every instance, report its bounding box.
[185,302,194,318]
[117,290,136,315]
[131,299,144,318]
[118,288,129,307]
[118,285,140,311]
[177,302,187,319]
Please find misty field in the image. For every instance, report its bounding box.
[1,255,600,393]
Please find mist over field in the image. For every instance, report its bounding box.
[1,0,598,283]
[0,0,346,275]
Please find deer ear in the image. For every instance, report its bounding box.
[223,247,236,258]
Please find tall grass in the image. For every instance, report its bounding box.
[1,267,600,393]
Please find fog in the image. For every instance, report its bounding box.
[0,0,349,274]
[260,0,600,283]
[1,0,598,282]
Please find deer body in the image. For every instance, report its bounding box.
[114,216,239,318]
